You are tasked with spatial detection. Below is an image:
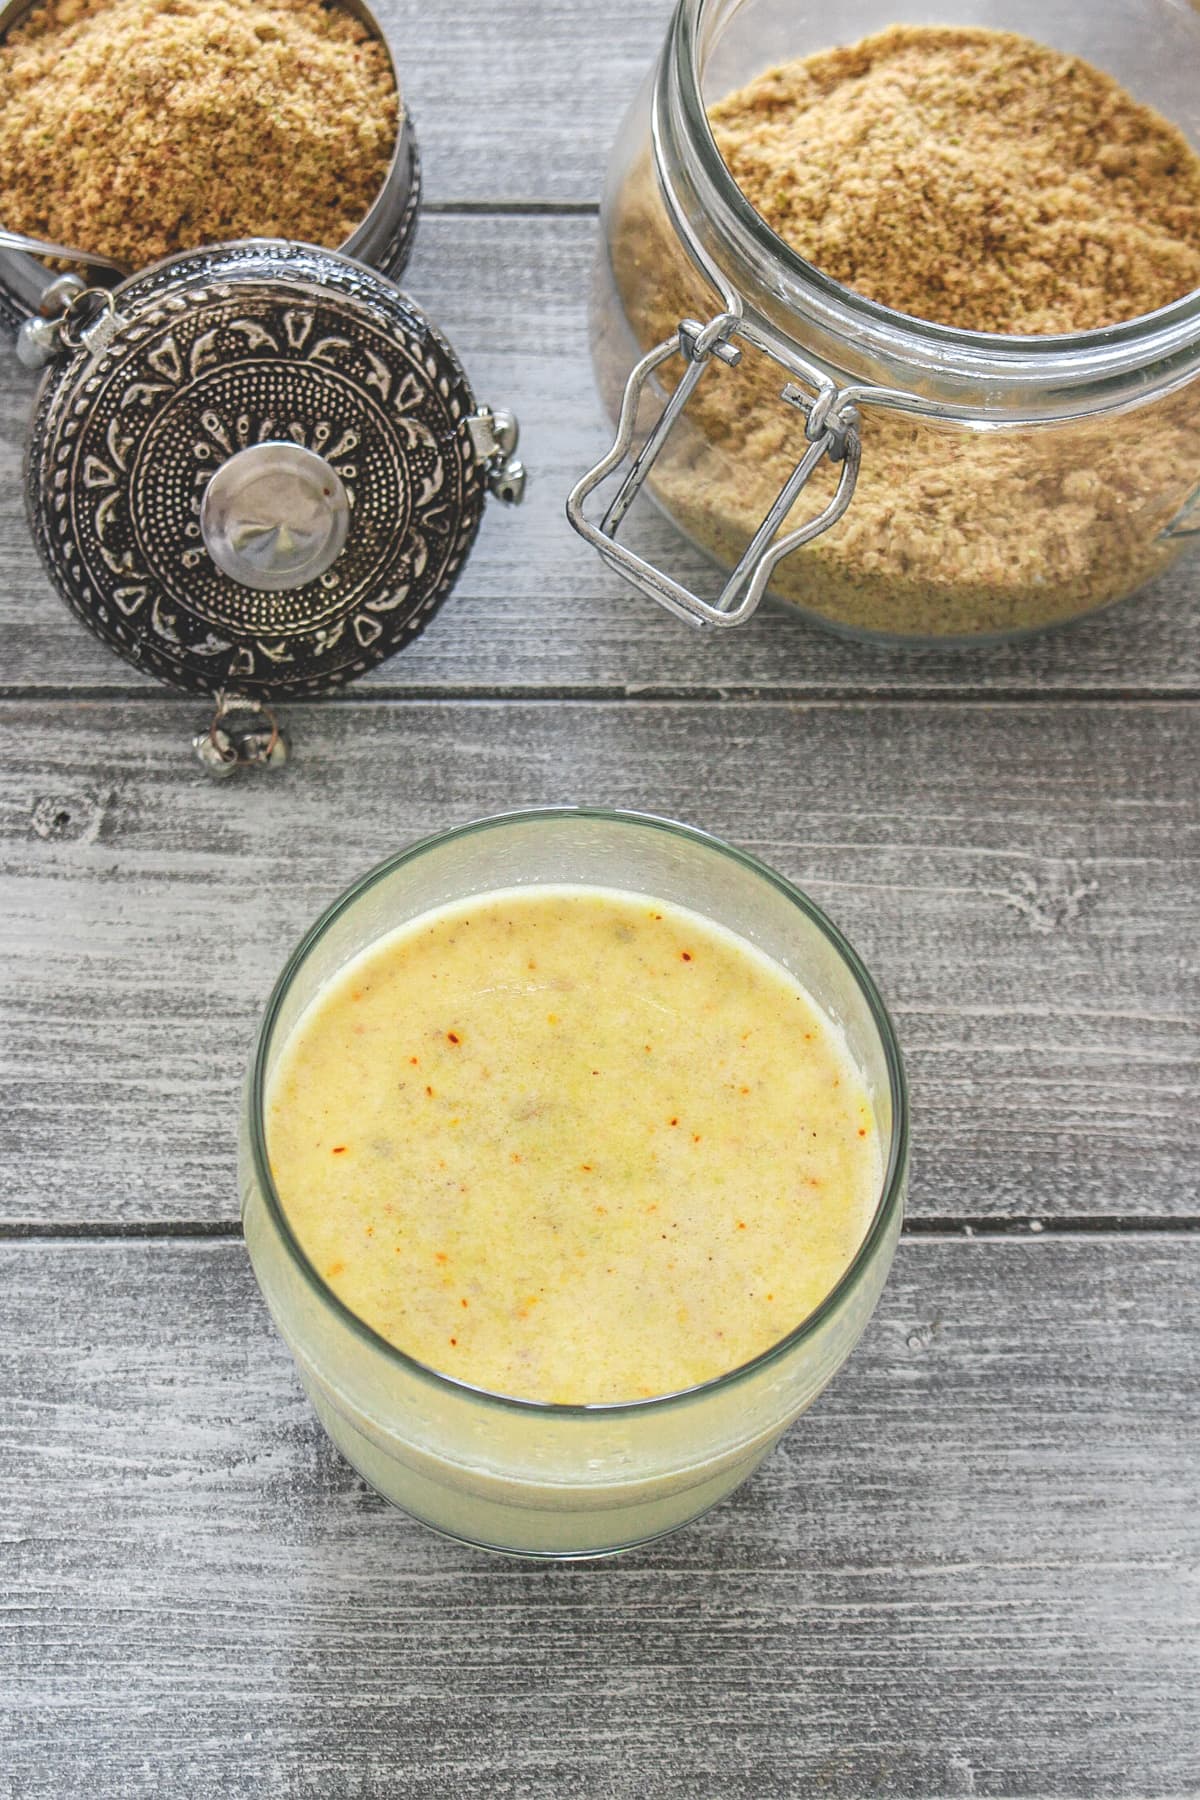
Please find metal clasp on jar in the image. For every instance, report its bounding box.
[1162,478,1200,540]
[566,311,860,629]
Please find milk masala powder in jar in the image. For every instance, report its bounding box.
[569,0,1200,643]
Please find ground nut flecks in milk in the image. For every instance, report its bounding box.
[267,886,881,1404]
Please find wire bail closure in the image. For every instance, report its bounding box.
[566,311,861,630]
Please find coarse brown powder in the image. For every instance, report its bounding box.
[710,25,1200,333]
[0,0,399,271]
[604,25,1200,637]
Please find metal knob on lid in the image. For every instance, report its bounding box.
[15,240,524,757]
[200,443,351,591]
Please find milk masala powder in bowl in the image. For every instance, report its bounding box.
[0,0,400,271]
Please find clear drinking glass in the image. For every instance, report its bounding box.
[573,0,1200,642]
[240,809,909,1558]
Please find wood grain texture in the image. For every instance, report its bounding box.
[1,1234,1196,1799]
[369,0,668,204]
[2,216,1199,700]
[0,697,1194,1227]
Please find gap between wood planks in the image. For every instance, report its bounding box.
[422,199,601,215]
[1,684,1198,705]
[1,1216,1197,1241]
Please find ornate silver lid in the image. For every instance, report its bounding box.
[20,241,524,717]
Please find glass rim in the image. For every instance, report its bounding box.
[669,0,1200,378]
[248,806,909,1420]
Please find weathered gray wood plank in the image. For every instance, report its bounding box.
[2,216,1198,699]
[0,698,1194,1226]
[1,1234,1196,1798]
[368,0,667,204]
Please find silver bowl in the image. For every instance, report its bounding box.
[0,0,421,325]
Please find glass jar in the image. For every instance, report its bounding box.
[569,0,1200,643]
[240,809,909,1559]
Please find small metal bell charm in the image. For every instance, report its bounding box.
[15,312,61,370]
[193,693,291,779]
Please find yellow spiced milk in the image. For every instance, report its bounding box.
[267,885,881,1404]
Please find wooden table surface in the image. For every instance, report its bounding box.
[2,2,1198,1794]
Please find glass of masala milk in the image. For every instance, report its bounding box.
[240,809,908,1557]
